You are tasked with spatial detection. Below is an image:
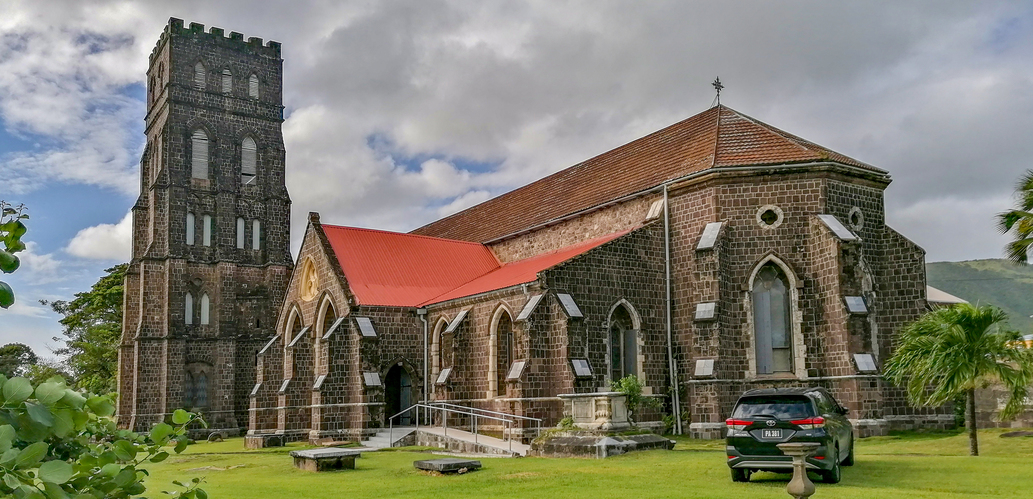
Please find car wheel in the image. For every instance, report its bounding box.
[731,468,750,482]
[842,436,855,466]
[822,448,842,484]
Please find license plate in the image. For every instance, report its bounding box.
[762,429,781,438]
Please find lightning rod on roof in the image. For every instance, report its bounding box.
[711,77,724,107]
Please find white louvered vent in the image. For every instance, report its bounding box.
[185,212,195,245]
[241,137,257,184]
[252,220,261,250]
[248,74,259,98]
[202,215,212,247]
[236,217,245,249]
[193,62,205,90]
[184,292,193,325]
[191,130,208,179]
[199,293,210,325]
[221,69,232,94]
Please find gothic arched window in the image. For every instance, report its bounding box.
[241,137,257,185]
[185,212,195,245]
[200,293,210,325]
[493,309,513,397]
[236,217,245,249]
[252,220,261,250]
[221,69,232,94]
[202,215,212,247]
[184,292,193,325]
[608,304,638,382]
[752,264,793,374]
[193,62,205,90]
[190,130,209,179]
[248,74,259,99]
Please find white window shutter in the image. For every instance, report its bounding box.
[200,294,210,325]
[185,213,195,245]
[252,220,261,250]
[248,74,259,98]
[202,215,212,246]
[185,292,193,325]
[194,62,205,90]
[241,137,257,184]
[221,69,232,94]
[236,217,245,249]
[191,130,208,179]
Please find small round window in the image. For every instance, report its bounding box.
[848,207,865,231]
[756,205,784,229]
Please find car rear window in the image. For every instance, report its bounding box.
[731,396,815,419]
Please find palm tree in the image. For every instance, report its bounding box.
[997,169,1033,263]
[884,303,1033,456]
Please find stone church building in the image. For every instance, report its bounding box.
[120,19,952,441]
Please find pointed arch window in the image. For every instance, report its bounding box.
[248,74,259,99]
[185,212,195,245]
[190,130,209,179]
[752,264,793,374]
[494,310,514,397]
[252,220,261,250]
[221,69,232,94]
[202,215,212,247]
[241,137,257,184]
[609,304,637,382]
[200,293,210,325]
[236,217,245,249]
[185,292,194,325]
[193,62,206,90]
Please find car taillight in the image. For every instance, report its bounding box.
[790,416,825,429]
[725,419,751,431]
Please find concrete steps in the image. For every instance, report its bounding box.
[416,426,530,457]
[360,427,416,449]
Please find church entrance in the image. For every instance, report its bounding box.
[385,364,414,426]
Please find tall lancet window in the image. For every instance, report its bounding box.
[236,217,245,249]
[184,292,193,325]
[191,130,209,179]
[221,69,232,94]
[195,373,208,407]
[752,264,793,374]
[199,293,210,325]
[252,220,261,250]
[248,74,259,99]
[185,212,195,245]
[202,215,212,247]
[193,62,205,90]
[241,137,257,185]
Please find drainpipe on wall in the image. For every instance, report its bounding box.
[664,184,683,435]
[417,307,428,403]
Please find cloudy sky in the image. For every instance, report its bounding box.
[2,0,1032,356]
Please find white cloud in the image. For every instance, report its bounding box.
[17,242,65,286]
[65,212,132,261]
[4,299,50,318]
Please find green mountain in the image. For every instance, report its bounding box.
[926,259,1033,334]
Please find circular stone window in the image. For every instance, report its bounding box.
[756,205,784,229]
[848,206,865,231]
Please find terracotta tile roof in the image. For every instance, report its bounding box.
[420,229,633,306]
[411,105,882,243]
[321,225,500,307]
[320,223,632,307]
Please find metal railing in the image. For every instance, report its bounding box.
[386,401,542,453]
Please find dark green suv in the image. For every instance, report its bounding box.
[725,387,854,483]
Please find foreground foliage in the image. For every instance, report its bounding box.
[884,303,1033,456]
[0,375,206,498]
[997,169,1033,264]
[0,201,29,308]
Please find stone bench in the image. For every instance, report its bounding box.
[413,458,482,474]
[289,448,362,471]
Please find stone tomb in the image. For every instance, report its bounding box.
[289,448,362,471]
[413,458,482,474]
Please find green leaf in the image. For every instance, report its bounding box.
[171,409,191,425]
[38,460,74,485]
[26,402,55,427]
[174,439,189,454]
[2,377,33,404]
[149,451,169,463]
[34,382,65,406]
[50,409,73,438]
[196,488,208,499]
[42,481,70,499]
[0,425,14,452]
[149,423,174,444]
[100,463,120,477]
[59,390,85,411]
[3,472,20,489]
[113,440,137,462]
[112,468,135,488]
[15,441,49,469]
[85,396,114,417]
[1,448,18,466]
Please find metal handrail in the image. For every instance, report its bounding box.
[385,402,537,453]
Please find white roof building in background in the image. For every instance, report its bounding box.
[926,285,968,307]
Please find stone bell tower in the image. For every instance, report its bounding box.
[118,18,292,433]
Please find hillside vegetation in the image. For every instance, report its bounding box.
[927,259,1033,333]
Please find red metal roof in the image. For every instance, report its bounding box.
[321,225,500,307]
[421,229,633,306]
[411,105,882,243]
[320,223,631,307]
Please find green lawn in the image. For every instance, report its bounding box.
[143,429,1033,498]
